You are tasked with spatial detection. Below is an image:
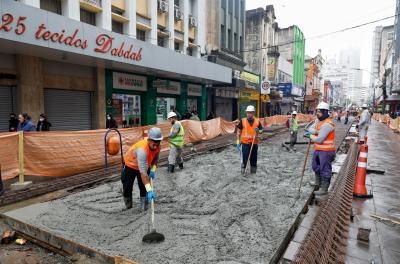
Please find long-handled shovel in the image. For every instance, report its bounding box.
[142,179,165,244]
[298,138,312,194]
[244,135,256,175]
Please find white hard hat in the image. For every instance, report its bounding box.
[292,111,297,115]
[246,105,256,112]
[148,127,163,141]
[167,112,177,119]
[316,102,330,110]
[361,103,368,108]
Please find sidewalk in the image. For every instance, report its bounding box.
[346,120,400,264]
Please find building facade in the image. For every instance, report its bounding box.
[304,50,324,113]
[0,0,231,131]
[205,0,247,121]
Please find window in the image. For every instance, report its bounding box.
[158,37,165,47]
[221,0,226,8]
[221,25,226,47]
[228,0,233,13]
[175,0,180,7]
[240,1,244,21]
[234,33,238,52]
[240,36,243,53]
[136,29,146,41]
[187,47,193,56]
[112,20,124,34]
[174,42,181,51]
[235,0,239,18]
[80,9,96,26]
[40,0,62,14]
[112,6,124,16]
[228,29,232,50]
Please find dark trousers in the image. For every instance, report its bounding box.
[344,117,349,124]
[121,165,147,198]
[241,143,258,168]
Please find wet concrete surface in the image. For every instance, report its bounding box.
[346,120,400,264]
[4,131,315,264]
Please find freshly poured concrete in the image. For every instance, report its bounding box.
[5,133,314,264]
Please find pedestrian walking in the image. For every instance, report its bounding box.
[344,111,349,124]
[305,102,336,196]
[106,114,118,129]
[36,113,51,131]
[357,104,371,144]
[8,113,18,132]
[289,111,299,150]
[17,113,35,132]
[236,105,263,174]
[166,112,185,173]
[121,127,162,211]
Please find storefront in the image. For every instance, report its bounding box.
[214,88,238,121]
[154,79,180,124]
[0,86,16,132]
[239,90,260,118]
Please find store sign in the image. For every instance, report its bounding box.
[216,88,238,98]
[155,80,181,95]
[188,84,202,97]
[278,83,292,97]
[240,71,260,84]
[240,91,259,101]
[261,95,270,102]
[261,81,270,95]
[233,70,241,79]
[291,84,304,97]
[113,72,147,91]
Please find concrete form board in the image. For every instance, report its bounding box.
[3,132,315,264]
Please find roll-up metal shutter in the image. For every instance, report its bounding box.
[0,86,16,132]
[44,89,92,131]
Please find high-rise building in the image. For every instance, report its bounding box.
[0,0,231,131]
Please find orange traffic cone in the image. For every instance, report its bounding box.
[353,137,373,198]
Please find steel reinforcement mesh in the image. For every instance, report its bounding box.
[293,142,360,264]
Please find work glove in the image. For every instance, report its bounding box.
[149,165,157,179]
[147,191,154,202]
[236,139,241,151]
[255,127,263,134]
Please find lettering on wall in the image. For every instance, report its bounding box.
[0,13,143,62]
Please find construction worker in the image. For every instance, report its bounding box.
[121,127,163,211]
[166,112,185,173]
[236,105,263,174]
[357,104,371,144]
[289,111,299,150]
[305,102,336,195]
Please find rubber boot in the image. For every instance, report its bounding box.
[250,166,257,174]
[241,165,245,174]
[178,163,184,170]
[314,177,330,196]
[123,197,132,209]
[168,164,175,173]
[139,197,148,212]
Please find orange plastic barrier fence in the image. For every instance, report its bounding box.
[0,115,313,180]
[372,113,400,133]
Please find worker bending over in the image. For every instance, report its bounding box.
[289,111,299,150]
[305,102,336,195]
[236,105,263,174]
[121,127,162,211]
[166,112,185,173]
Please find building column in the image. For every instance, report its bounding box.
[168,0,175,50]
[94,64,106,129]
[97,0,112,31]
[21,0,40,7]
[200,84,207,120]
[183,0,189,54]
[177,81,188,115]
[150,0,158,45]
[16,55,44,124]
[125,0,137,37]
[62,0,80,21]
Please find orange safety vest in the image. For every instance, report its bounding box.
[241,118,259,144]
[124,139,161,170]
[314,118,336,151]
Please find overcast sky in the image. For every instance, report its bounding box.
[246,0,396,84]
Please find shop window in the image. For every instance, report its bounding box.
[112,20,124,34]
[40,0,62,14]
[112,94,142,127]
[80,9,96,26]
[157,97,176,123]
[137,29,146,41]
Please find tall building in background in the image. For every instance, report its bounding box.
[205,0,247,121]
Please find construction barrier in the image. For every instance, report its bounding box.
[372,113,400,133]
[0,115,313,180]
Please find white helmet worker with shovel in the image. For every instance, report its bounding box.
[236,105,263,174]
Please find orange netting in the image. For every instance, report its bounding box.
[372,113,400,133]
[0,115,313,180]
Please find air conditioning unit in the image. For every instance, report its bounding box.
[174,8,183,21]
[189,16,197,27]
[158,0,168,13]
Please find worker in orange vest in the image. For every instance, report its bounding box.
[121,127,163,211]
[305,102,336,195]
[236,105,263,174]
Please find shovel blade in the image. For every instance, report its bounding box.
[142,230,165,244]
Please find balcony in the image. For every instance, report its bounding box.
[80,0,102,13]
